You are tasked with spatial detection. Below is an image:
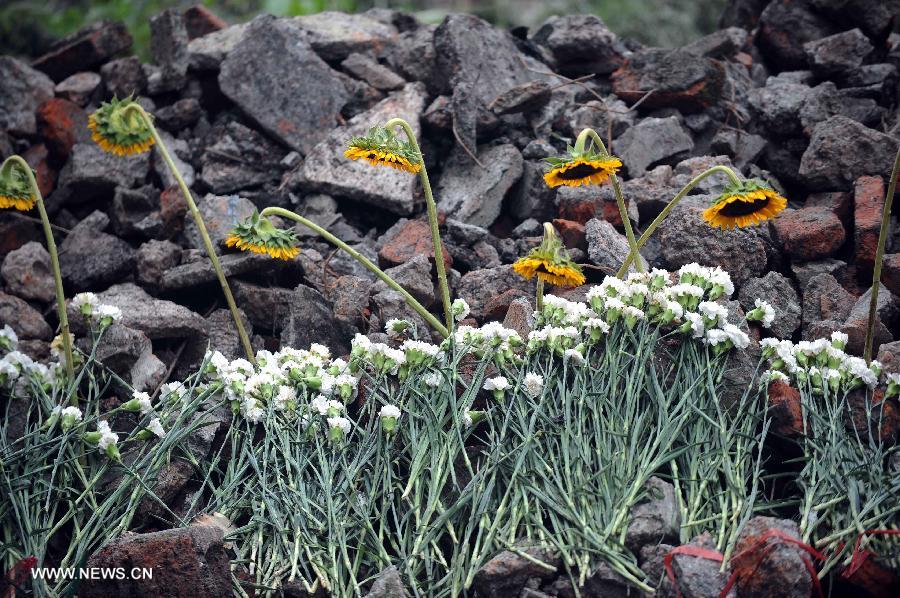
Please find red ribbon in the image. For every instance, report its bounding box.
[720,529,825,598]
[664,544,724,598]
[842,529,900,579]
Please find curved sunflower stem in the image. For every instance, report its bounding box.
[260,207,449,339]
[1,156,75,387]
[122,104,256,364]
[384,117,453,331]
[864,148,900,363]
[616,165,744,278]
[535,279,545,313]
[574,128,644,274]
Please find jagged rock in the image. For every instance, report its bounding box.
[0,57,55,135]
[436,144,523,227]
[370,288,435,340]
[683,27,748,59]
[199,121,285,194]
[377,218,452,269]
[59,214,137,291]
[37,98,91,160]
[184,5,227,39]
[57,142,150,197]
[111,186,162,237]
[472,545,560,598]
[0,292,52,341]
[341,53,406,91]
[611,48,726,113]
[509,160,557,222]
[561,96,635,142]
[219,15,349,154]
[328,275,373,332]
[183,194,256,252]
[205,307,254,361]
[771,207,846,261]
[749,79,810,138]
[657,196,769,287]
[710,129,766,170]
[231,280,293,334]
[303,83,427,214]
[842,283,897,354]
[293,12,398,62]
[757,0,836,71]
[149,8,189,93]
[801,273,856,336]
[372,254,434,307]
[365,566,410,597]
[616,117,694,177]
[668,533,733,598]
[32,20,133,81]
[79,526,230,598]
[455,266,534,322]
[155,98,203,131]
[502,297,534,340]
[731,517,813,598]
[799,82,883,134]
[99,56,146,97]
[791,258,848,289]
[54,71,101,106]
[137,240,182,287]
[160,252,287,291]
[488,81,553,116]
[530,15,627,76]
[1,241,55,303]
[804,28,873,77]
[739,272,801,338]
[152,130,195,190]
[625,476,680,553]
[853,175,887,266]
[799,116,899,191]
[187,23,248,71]
[586,218,647,275]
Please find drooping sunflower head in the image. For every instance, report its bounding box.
[226,212,301,261]
[0,157,37,212]
[543,144,622,189]
[344,127,423,174]
[88,97,155,156]
[703,179,788,230]
[513,223,586,287]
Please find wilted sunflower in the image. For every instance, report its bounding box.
[89,97,155,156]
[703,179,787,230]
[543,145,622,189]
[513,224,586,287]
[227,212,301,261]
[0,161,36,211]
[344,127,423,173]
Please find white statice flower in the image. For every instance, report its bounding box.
[722,323,750,350]
[379,404,401,433]
[147,417,166,438]
[564,348,586,365]
[584,318,610,334]
[830,331,848,350]
[760,338,781,355]
[0,324,18,351]
[683,312,705,338]
[206,350,230,374]
[96,421,119,450]
[698,301,728,324]
[707,267,734,299]
[327,416,352,433]
[597,276,628,298]
[622,306,645,320]
[668,283,705,306]
[385,318,411,336]
[451,298,470,322]
[241,397,265,424]
[0,358,20,382]
[309,343,330,360]
[71,292,98,316]
[59,405,83,430]
[160,381,187,403]
[761,370,789,384]
[664,299,684,320]
[311,395,330,415]
[274,385,296,410]
[483,376,510,392]
[462,411,474,427]
[523,372,544,398]
[402,339,443,366]
[704,328,731,348]
[424,371,443,388]
[132,391,153,414]
[754,298,776,327]
[96,304,122,323]
[844,356,878,388]
[604,297,627,312]
[379,404,401,419]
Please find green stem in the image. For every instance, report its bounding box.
[864,148,900,363]
[384,117,453,331]
[616,165,743,278]
[573,128,644,274]
[536,279,544,312]
[260,207,449,338]
[1,156,75,386]
[123,105,255,364]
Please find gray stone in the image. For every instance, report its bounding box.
[303,83,427,215]
[370,288,436,341]
[99,56,146,98]
[455,266,535,322]
[739,271,801,338]
[59,218,137,292]
[79,526,230,598]
[137,240,182,287]
[749,79,810,138]
[801,274,856,331]
[799,116,899,191]
[509,160,556,222]
[757,0,836,70]
[58,142,150,196]
[0,57,56,135]
[1,241,55,303]
[502,297,534,340]
[668,532,732,598]
[586,218,647,276]
[219,15,349,154]
[155,98,203,132]
[732,517,812,598]
[128,347,166,392]
[804,28,873,77]
[231,281,293,334]
[0,292,52,340]
[364,566,409,598]
[187,23,248,71]
[293,12,398,62]
[791,259,848,289]
[625,476,680,553]
[710,129,767,170]
[530,15,626,76]
[799,82,883,134]
[152,130,196,190]
[328,275,373,332]
[616,117,694,177]
[341,53,406,91]
[111,186,161,238]
[183,194,257,252]
[32,20,133,82]
[205,308,254,361]
[84,283,207,341]
[372,254,434,307]
[160,253,290,292]
[149,8,189,93]
[282,284,348,354]
[472,545,560,598]
[488,81,553,116]
[199,121,284,194]
[55,71,101,106]
[671,156,738,195]
[562,97,635,142]
[656,196,768,287]
[683,27,748,59]
[436,144,523,227]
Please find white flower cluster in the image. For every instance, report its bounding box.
[522,266,747,356]
[0,349,60,387]
[452,322,523,365]
[71,292,122,328]
[0,324,18,352]
[760,331,883,393]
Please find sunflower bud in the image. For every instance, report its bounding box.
[0,157,37,212]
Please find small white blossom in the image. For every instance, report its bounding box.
[72,292,98,316]
[133,391,153,414]
[424,371,443,388]
[523,372,544,398]
[96,421,119,450]
[96,304,122,323]
[483,376,510,391]
[379,404,401,419]
[451,298,470,322]
[147,417,166,438]
[327,416,352,433]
